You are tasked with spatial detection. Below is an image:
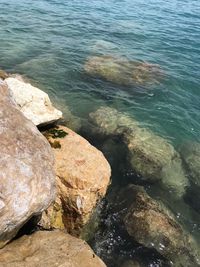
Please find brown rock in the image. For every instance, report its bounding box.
[84,55,163,86]
[0,81,56,248]
[124,185,200,266]
[0,70,9,80]
[0,230,107,267]
[40,126,111,235]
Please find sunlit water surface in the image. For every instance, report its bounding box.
[0,0,200,266]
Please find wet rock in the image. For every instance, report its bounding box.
[0,70,9,80]
[90,107,188,197]
[180,141,200,186]
[5,77,62,126]
[40,126,111,235]
[0,230,107,267]
[0,82,56,248]
[84,55,162,86]
[124,126,177,181]
[89,106,137,137]
[124,185,200,267]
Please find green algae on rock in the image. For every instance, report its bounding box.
[84,55,163,86]
[47,127,68,139]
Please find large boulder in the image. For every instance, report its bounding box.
[90,107,188,197]
[5,77,62,126]
[40,126,111,235]
[0,230,107,267]
[84,55,163,86]
[123,185,200,267]
[0,81,56,248]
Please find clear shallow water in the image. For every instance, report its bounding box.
[1,0,200,266]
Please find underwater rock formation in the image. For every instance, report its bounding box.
[123,185,200,267]
[0,230,106,267]
[0,81,56,248]
[180,141,200,186]
[39,126,111,236]
[90,107,188,197]
[5,77,62,126]
[84,55,163,86]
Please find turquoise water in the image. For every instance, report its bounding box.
[1,0,200,266]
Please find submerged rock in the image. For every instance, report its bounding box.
[84,55,162,86]
[90,107,188,197]
[40,126,111,235]
[0,82,56,248]
[180,141,200,186]
[123,185,200,267]
[0,230,106,267]
[5,77,62,126]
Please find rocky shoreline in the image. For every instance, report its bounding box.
[0,69,200,267]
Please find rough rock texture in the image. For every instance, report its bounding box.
[84,55,163,86]
[0,81,56,248]
[40,126,111,235]
[5,77,62,126]
[0,70,9,80]
[90,107,188,197]
[0,230,107,267]
[124,185,200,267]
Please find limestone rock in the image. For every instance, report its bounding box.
[40,126,111,235]
[84,55,163,86]
[0,230,107,267]
[5,77,62,126]
[0,82,56,248]
[124,185,200,267]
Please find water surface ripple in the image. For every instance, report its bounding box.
[0,0,200,266]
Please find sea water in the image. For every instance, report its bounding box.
[0,0,200,266]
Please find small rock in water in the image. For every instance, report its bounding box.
[84,55,163,86]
